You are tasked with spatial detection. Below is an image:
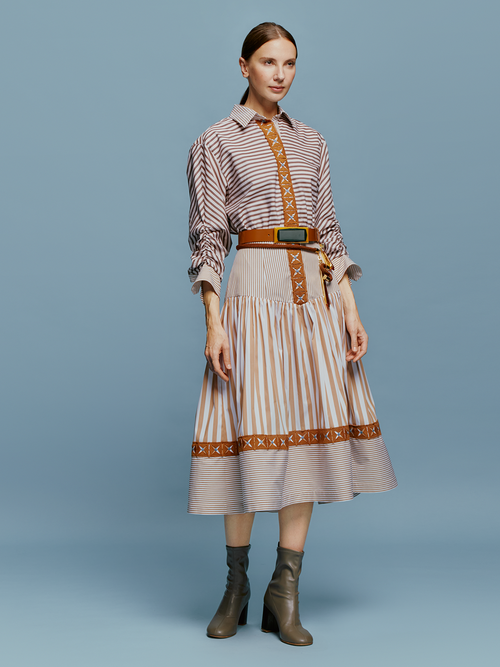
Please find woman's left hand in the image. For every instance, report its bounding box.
[338,273,368,363]
[344,309,368,363]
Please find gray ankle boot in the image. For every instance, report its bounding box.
[206,544,251,638]
[261,544,313,646]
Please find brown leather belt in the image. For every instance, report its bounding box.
[238,227,320,246]
[236,226,334,308]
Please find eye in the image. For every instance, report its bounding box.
[264,59,273,64]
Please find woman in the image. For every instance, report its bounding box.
[186,22,397,646]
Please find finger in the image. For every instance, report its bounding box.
[214,365,229,382]
[222,342,232,372]
[211,351,229,382]
[351,350,362,363]
[359,339,368,358]
[345,329,357,361]
[349,329,358,355]
[346,334,363,362]
[206,346,224,378]
[205,348,214,372]
[351,335,368,362]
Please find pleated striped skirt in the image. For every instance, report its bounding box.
[188,247,397,514]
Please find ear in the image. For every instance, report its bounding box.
[239,56,249,79]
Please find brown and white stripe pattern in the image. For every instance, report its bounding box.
[187,104,362,300]
[188,249,398,514]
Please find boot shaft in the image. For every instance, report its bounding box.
[225,544,251,594]
[269,545,303,593]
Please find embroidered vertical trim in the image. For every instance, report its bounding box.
[257,120,308,305]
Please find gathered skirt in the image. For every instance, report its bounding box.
[188,247,397,514]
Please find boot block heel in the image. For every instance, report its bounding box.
[238,602,248,626]
[261,604,279,633]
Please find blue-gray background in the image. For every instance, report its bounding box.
[0,0,498,665]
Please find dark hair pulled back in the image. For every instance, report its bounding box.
[239,22,297,105]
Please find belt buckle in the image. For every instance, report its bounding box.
[273,226,309,243]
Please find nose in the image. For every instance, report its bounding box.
[274,66,285,82]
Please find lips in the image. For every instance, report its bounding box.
[270,86,284,92]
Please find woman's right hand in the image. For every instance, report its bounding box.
[202,281,232,382]
[205,323,231,382]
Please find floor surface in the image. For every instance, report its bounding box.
[0,530,498,667]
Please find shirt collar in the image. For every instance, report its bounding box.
[230,104,296,129]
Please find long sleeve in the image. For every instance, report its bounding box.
[187,135,231,300]
[314,137,362,284]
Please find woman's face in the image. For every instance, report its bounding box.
[240,38,297,106]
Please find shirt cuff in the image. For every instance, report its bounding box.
[190,265,222,303]
[332,255,362,285]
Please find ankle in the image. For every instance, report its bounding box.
[278,541,304,553]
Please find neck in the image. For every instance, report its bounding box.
[244,90,279,120]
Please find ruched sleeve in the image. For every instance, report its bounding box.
[187,134,231,300]
[314,136,362,284]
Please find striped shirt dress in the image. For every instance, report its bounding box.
[187,104,397,514]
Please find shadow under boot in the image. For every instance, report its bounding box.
[206,544,251,638]
[261,544,313,646]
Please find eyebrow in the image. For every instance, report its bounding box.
[259,56,296,62]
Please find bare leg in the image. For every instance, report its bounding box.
[224,513,255,547]
[278,502,314,552]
